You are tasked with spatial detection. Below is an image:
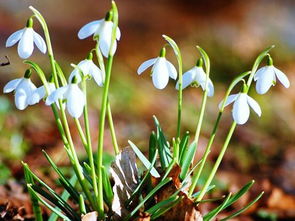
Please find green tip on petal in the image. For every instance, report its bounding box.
[159,47,166,57]
[105,10,113,21]
[26,17,33,28]
[196,58,203,67]
[87,52,93,60]
[24,69,32,78]
[266,54,273,66]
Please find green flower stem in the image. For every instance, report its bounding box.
[74,118,88,148]
[95,38,119,155]
[82,79,99,208]
[96,2,118,217]
[58,99,96,209]
[107,100,119,155]
[196,122,236,202]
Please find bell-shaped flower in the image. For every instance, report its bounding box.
[30,82,56,104]
[6,18,46,59]
[219,92,261,125]
[78,12,121,58]
[175,59,214,96]
[254,65,290,95]
[3,70,37,110]
[137,48,177,90]
[69,53,104,86]
[45,81,85,118]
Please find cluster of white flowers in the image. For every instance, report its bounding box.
[3,11,118,118]
[138,48,290,125]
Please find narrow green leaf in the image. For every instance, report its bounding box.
[146,195,179,215]
[179,131,190,164]
[42,151,80,202]
[149,131,157,162]
[128,140,160,178]
[203,193,232,221]
[179,141,197,180]
[27,185,71,221]
[48,175,77,221]
[220,192,264,221]
[151,197,182,220]
[23,164,43,221]
[102,166,114,206]
[79,194,86,215]
[192,185,216,199]
[54,61,67,86]
[124,178,172,221]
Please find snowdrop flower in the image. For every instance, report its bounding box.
[176,58,214,97]
[254,56,290,94]
[3,69,37,110]
[219,92,261,125]
[69,53,104,86]
[137,48,177,89]
[6,18,47,59]
[30,81,56,104]
[78,11,121,58]
[45,79,85,118]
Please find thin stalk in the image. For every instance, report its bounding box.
[176,57,183,139]
[97,2,119,216]
[82,80,99,208]
[196,122,236,201]
[107,100,119,154]
[74,118,88,148]
[95,41,119,155]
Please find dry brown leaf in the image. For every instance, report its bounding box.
[81,211,98,221]
[110,147,139,220]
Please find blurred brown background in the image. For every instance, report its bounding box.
[0,0,295,220]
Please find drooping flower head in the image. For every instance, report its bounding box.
[219,85,261,125]
[30,75,56,105]
[78,11,121,58]
[3,69,37,110]
[69,52,104,87]
[176,58,214,97]
[137,47,177,90]
[254,55,290,94]
[6,18,47,59]
[45,77,85,118]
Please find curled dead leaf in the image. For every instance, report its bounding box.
[81,211,98,221]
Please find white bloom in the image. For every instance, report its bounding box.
[3,77,37,110]
[30,82,56,104]
[219,93,261,125]
[78,19,121,57]
[69,59,104,86]
[45,83,85,118]
[6,27,47,59]
[176,66,214,97]
[254,65,290,94]
[137,57,177,90]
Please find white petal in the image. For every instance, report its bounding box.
[25,80,38,105]
[152,58,170,89]
[14,89,28,110]
[3,78,22,93]
[207,79,215,97]
[30,86,46,104]
[66,85,85,118]
[194,67,207,85]
[137,58,157,75]
[78,20,102,39]
[68,69,82,84]
[45,86,67,105]
[218,94,238,110]
[176,67,196,90]
[165,60,177,80]
[254,66,267,81]
[6,29,24,47]
[255,66,275,94]
[18,28,34,59]
[274,67,290,88]
[247,95,261,117]
[232,93,250,125]
[116,26,121,40]
[89,62,104,86]
[99,21,113,57]
[77,60,90,75]
[33,31,47,54]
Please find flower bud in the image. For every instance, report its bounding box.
[26,17,33,28]
[196,58,203,67]
[24,69,32,78]
[159,47,166,58]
